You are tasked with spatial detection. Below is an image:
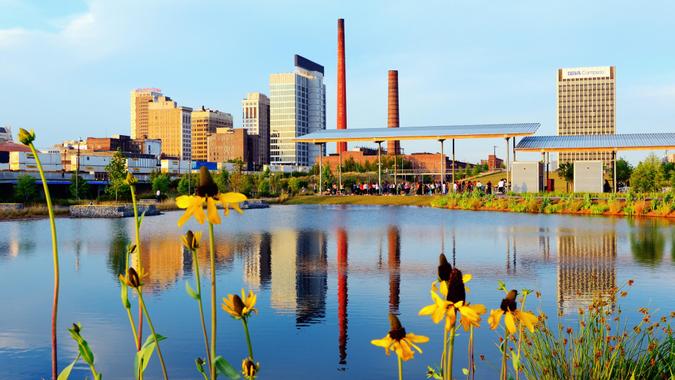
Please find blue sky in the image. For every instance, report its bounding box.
[1,0,674,164]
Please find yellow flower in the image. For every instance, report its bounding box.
[119,267,146,288]
[18,128,35,145]
[371,314,429,362]
[241,357,259,378]
[181,230,201,251]
[488,289,539,335]
[222,289,257,319]
[419,267,485,331]
[176,167,247,227]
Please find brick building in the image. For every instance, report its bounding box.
[207,128,258,170]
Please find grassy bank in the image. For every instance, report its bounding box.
[282,194,442,207]
[431,192,675,218]
[0,205,70,220]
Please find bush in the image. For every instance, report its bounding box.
[631,154,666,193]
[177,174,197,195]
[151,174,170,195]
[15,174,38,203]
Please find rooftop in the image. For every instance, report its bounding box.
[516,133,675,152]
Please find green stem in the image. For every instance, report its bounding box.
[30,144,59,380]
[468,326,474,380]
[447,323,456,380]
[441,327,448,379]
[242,318,254,360]
[131,186,144,351]
[209,223,217,380]
[501,330,508,380]
[137,292,169,380]
[398,355,403,380]
[515,294,528,380]
[191,249,213,378]
[124,302,138,346]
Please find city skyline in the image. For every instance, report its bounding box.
[1,0,675,164]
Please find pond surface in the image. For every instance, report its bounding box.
[1,205,674,379]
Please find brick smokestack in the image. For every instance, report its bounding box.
[336,18,348,153]
[387,70,401,155]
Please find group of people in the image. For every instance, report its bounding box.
[322,178,511,196]
[452,178,509,194]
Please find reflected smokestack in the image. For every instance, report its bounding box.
[387,70,400,156]
[387,226,401,314]
[337,228,348,365]
[337,18,348,153]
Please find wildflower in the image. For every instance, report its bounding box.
[627,279,634,286]
[438,253,452,281]
[371,314,429,361]
[488,290,538,335]
[125,172,138,186]
[176,167,247,226]
[222,289,257,320]
[182,230,201,251]
[242,357,259,378]
[119,267,145,288]
[18,128,35,145]
[419,267,485,331]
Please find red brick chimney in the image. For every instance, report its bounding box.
[337,18,347,153]
[387,70,400,155]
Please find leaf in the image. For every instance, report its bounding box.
[214,356,241,380]
[120,279,131,309]
[134,334,167,380]
[185,281,200,300]
[57,354,80,380]
[462,368,470,376]
[77,339,95,367]
[137,209,147,229]
[511,351,520,371]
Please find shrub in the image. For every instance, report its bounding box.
[15,174,38,203]
[633,200,651,215]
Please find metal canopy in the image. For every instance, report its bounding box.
[516,133,675,152]
[294,123,540,143]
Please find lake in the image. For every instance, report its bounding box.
[1,205,673,379]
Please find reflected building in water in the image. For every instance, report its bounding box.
[263,230,327,326]
[387,226,401,314]
[556,230,616,314]
[337,227,348,367]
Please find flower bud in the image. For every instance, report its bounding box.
[18,128,36,146]
[388,313,406,341]
[232,294,245,316]
[196,166,218,197]
[446,267,466,304]
[182,230,200,250]
[125,172,138,186]
[72,323,80,334]
[242,357,258,378]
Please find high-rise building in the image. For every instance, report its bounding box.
[206,127,258,169]
[242,93,271,166]
[147,95,192,160]
[191,107,233,161]
[130,88,163,139]
[270,55,326,167]
[556,66,616,167]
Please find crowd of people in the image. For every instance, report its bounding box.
[322,178,511,196]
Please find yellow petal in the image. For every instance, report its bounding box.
[177,208,193,227]
[419,304,437,317]
[371,336,392,348]
[193,202,206,224]
[432,305,445,324]
[516,310,539,333]
[439,281,448,297]
[405,333,429,344]
[219,192,247,203]
[462,273,472,283]
[469,303,487,316]
[504,312,517,335]
[488,309,503,330]
[207,197,221,225]
[176,195,193,209]
[444,308,457,331]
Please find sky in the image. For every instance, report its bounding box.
[1,0,674,164]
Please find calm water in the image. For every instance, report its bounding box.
[1,205,674,379]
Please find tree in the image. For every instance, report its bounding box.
[69,173,90,200]
[557,162,574,192]
[257,178,271,196]
[151,174,170,195]
[15,174,37,203]
[615,158,633,184]
[105,149,129,201]
[630,154,666,193]
[177,173,198,195]
[215,169,230,193]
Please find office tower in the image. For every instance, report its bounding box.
[130,88,163,139]
[191,107,233,161]
[242,92,271,166]
[147,95,192,160]
[556,66,616,167]
[270,55,326,167]
[207,127,256,169]
[336,18,348,154]
[387,70,401,155]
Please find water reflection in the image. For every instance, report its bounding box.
[629,219,665,266]
[388,226,401,314]
[0,222,36,259]
[337,227,348,367]
[556,230,617,315]
[107,219,129,278]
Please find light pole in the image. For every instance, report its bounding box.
[75,137,80,200]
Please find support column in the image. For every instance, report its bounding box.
[612,150,617,193]
[505,137,511,191]
[451,139,456,192]
[318,143,323,194]
[512,136,517,162]
[439,139,445,186]
[338,148,343,195]
[376,141,383,194]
